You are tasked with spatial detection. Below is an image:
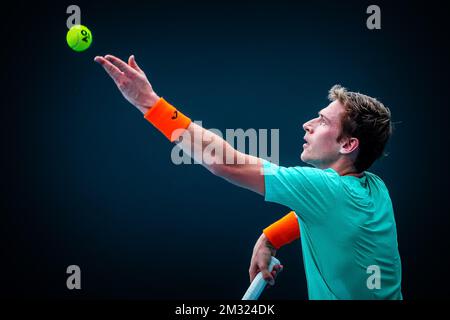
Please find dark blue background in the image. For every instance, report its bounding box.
[3,0,450,299]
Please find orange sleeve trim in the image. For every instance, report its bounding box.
[263,211,300,249]
[144,98,192,142]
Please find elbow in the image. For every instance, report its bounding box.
[208,163,231,178]
[208,163,222,176]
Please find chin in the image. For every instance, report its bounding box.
[301,152,316,166]
[300,152,308,163]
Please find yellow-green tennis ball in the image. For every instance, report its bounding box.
[66,25,93,52]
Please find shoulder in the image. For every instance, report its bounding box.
[291,166,341,181]
[364,171,386,185]
[363,171,391,194]
[264,160,341,187]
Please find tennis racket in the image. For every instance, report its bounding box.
[242,256,281,300]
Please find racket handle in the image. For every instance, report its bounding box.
[242,256,281,300]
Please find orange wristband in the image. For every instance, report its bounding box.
[263,211,300,249]
[144,98,192,142]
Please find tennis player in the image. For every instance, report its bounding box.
[94,54,402,300]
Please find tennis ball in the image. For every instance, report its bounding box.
[66,25,93,52]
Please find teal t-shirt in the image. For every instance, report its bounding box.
[263,160,402,300]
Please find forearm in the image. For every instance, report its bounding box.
[139,98,248,169]
[179,122,256,172]
[142,97,265,195]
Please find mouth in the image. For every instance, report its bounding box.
[303,136,310,148]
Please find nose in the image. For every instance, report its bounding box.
[303,120,313,133]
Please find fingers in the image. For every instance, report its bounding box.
[261,269,275,286]
[273,264,284,273]
[270,264,283,279]
[128,55,143,73]
[105,54,138,76]
[258,260,275,286]
[250,264,283,286]
[265,264,284,287]
[94,56,124,79]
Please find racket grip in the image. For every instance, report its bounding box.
[242,256,281,300]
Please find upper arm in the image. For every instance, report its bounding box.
[182,122,265,194]
[215,151,265,196]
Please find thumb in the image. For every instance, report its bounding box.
[249,266,258,283]
[128,55,143,73]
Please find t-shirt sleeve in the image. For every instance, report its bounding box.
[263,160,340,225]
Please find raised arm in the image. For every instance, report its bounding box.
[94,54,265,195]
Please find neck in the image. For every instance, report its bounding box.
[327,161,363,177]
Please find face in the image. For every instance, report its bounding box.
[301,100,347,169]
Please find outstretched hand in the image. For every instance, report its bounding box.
[94,54,160,114]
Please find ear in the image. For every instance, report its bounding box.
[340,137,359,155]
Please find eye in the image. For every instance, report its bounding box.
[319,117,326,125]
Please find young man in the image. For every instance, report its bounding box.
[94,54,402,300]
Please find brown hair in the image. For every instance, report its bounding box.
[328,85,392,172]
